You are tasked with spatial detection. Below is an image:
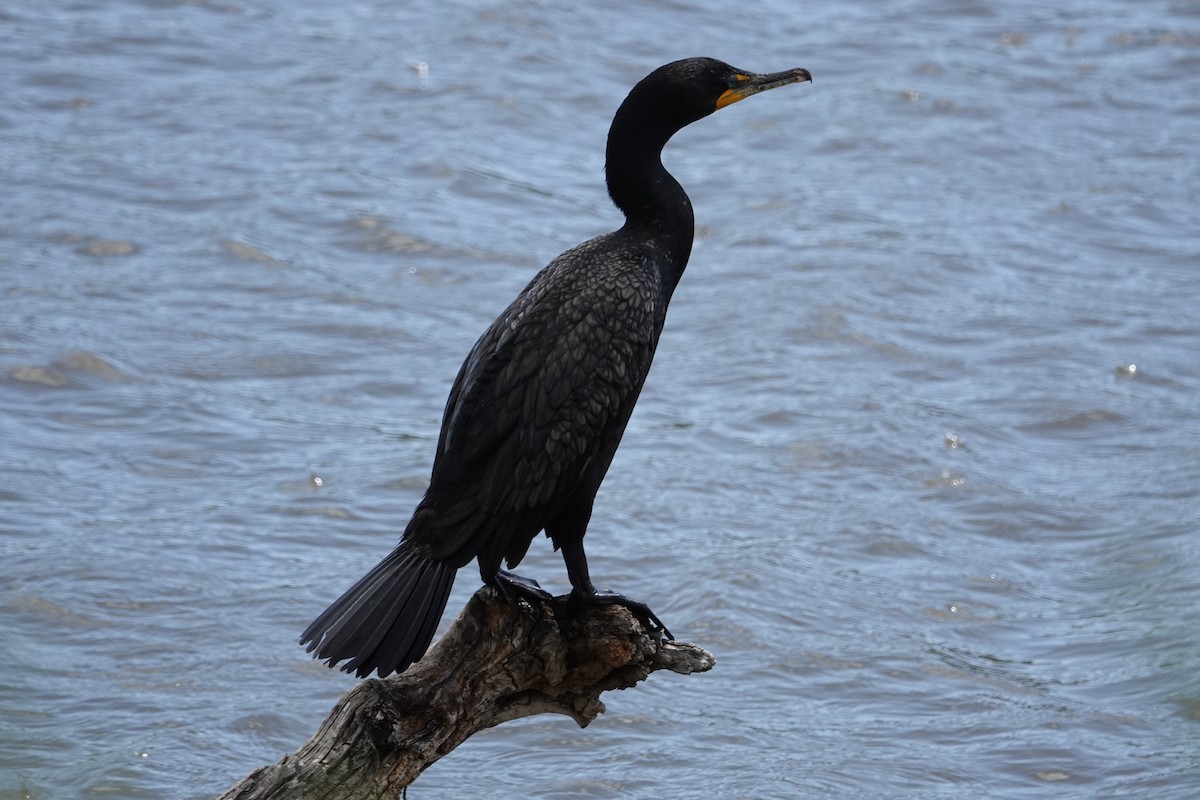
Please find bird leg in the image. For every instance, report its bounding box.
[490,569,554,605]
[559,540,674,640]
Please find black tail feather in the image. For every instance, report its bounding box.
[300,543,456,678]
[372,559,454,677]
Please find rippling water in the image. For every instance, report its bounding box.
[3,0,1198,797]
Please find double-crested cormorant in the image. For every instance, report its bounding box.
[301,57,811,678]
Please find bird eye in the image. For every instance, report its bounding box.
[726,75,742,88]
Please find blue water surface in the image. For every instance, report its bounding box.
[2,0,1198,797]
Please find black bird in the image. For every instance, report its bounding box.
[301,57,811,678]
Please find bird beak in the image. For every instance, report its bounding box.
[716,67,812,110]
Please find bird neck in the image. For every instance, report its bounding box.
[604,117,696,285]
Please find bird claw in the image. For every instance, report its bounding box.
[570,587,674,641]
[491,573,674,640]
[492,569,554,604]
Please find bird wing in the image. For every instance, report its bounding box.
[418,241,662,562]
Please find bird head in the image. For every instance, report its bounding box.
[626,57,812,131]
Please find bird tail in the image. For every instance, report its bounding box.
[299,542,456,678]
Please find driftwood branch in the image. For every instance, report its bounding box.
[219,588,714,800]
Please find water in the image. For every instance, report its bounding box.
[2,0,1198,797]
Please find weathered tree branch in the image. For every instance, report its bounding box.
[219,588,714,800]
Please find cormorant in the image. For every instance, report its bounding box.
[301,57,811,678]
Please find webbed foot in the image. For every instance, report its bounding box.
[490,569,554,604]
[569,587,674,640]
